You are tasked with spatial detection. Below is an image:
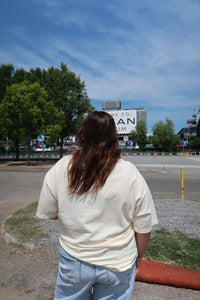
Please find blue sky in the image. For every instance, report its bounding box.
[1,0,200,133]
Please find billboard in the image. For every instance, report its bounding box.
[108,109,137,134]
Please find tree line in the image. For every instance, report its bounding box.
[0,63,93,164]
[130,119,200,153]
[129,119,180,152]
[1,63,199,161]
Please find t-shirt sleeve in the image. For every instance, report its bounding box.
[133,170,158,233]
[36,167,58,219]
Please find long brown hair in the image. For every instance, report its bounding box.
[68,111,120,195]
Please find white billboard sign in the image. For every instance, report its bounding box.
[108,110,137,134]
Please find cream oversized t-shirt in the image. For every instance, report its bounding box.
[36,155,158,272]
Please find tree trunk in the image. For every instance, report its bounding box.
[59,137,63,159]
[27,138,31,166]
[15,139,19,161]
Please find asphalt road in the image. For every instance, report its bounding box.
[141,171,200,201]
[0,168,46,224]
[124,154,200,201]
[0,155,200,223]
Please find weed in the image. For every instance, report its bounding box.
[145,228,200,269]
[4,202,48,244]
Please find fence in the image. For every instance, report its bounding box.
[0,148,199,160]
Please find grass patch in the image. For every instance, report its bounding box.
[145,228,200,269]
[4,204,200,270]
[4,202,48,244]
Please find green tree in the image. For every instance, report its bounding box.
[129,130,137,145]
[26,67,46,86]
[0,64,31,102]
[44,63,93,157]
[45,136,57,149]
[0,64,14,102]
[0,83,24,159]
[189,138,200,153]
[12,68,29,84]
[136,120,147,150]
[0,63,93,158]
[130,120,147,150]
[0,81,60,164]
[152,118,179,152]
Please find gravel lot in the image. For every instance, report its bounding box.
[38,197,200,252]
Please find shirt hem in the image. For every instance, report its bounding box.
[59,239,136,272]
[36,212,57,219]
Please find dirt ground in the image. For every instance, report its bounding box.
[0,162,200,299]
[1,232,200,300]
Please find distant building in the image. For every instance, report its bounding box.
[177,106,200,141]
[197,107,200,138]
[102,100,121,111]
[102,101,147,141]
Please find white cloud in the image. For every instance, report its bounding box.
[0,42,50,70]
[1,0,200,129]
[36,0,90,28]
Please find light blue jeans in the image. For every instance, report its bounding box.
[54,245,136,300]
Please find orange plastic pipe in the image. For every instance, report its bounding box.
[135,260,200,290]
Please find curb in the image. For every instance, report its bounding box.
[135,260,200,290]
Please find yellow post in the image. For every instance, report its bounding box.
[181,167,184,200]
[163,157,165,169]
